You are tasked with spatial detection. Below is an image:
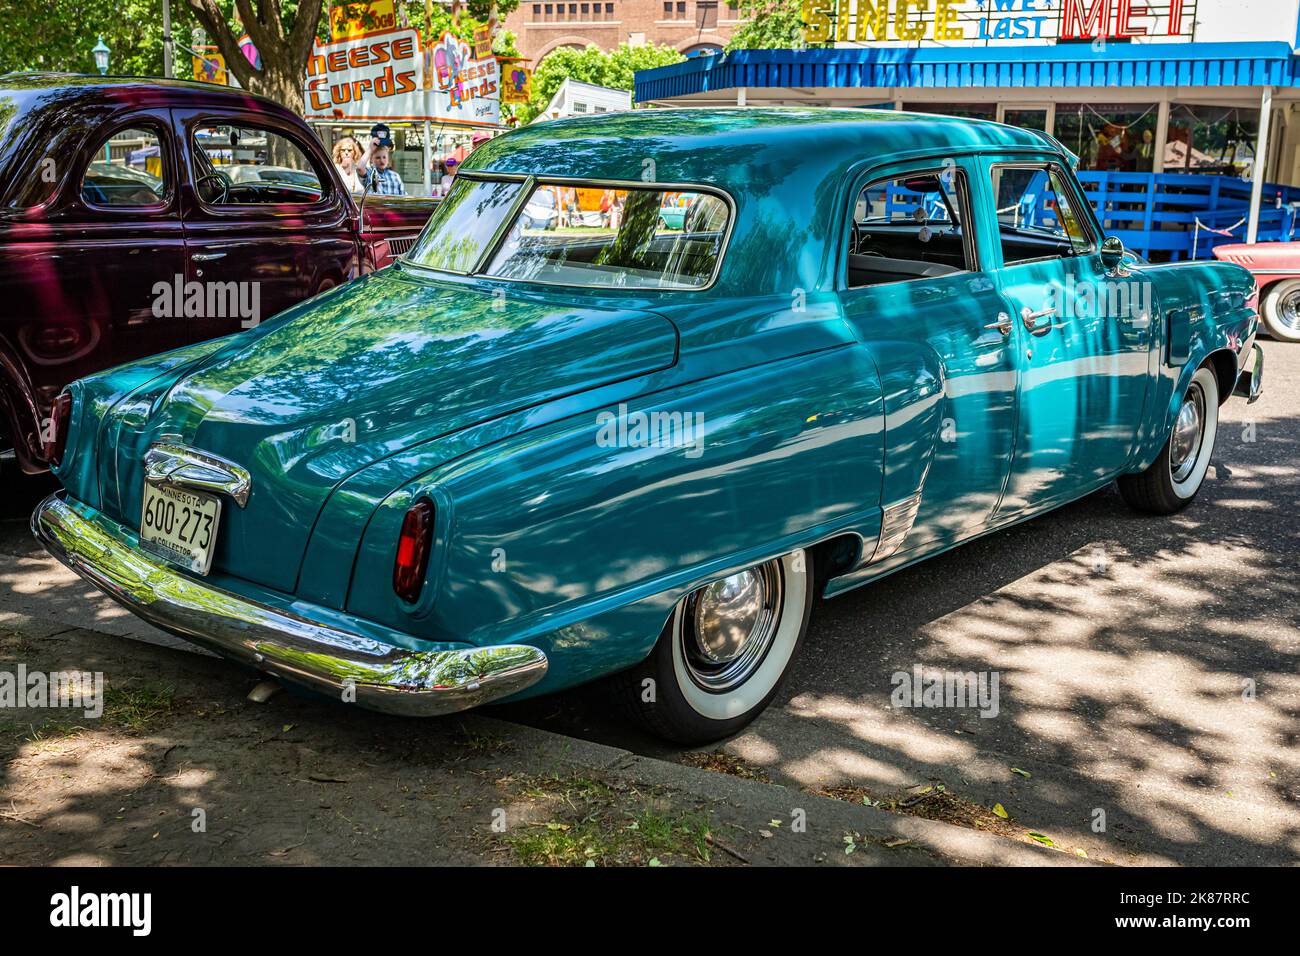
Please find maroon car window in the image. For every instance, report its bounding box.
[1,97,116,210]
[80,127,169,208]
[192,123,323,206]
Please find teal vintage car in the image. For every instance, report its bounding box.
[33,109,1264,743]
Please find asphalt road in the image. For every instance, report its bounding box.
[2,340,1296,865]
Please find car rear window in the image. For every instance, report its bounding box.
[404,177,730,289]
[0,92,110,210]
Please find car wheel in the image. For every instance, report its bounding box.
[612,550,813,744]
[1117,365,1219,515]
[1261,279,1300,342]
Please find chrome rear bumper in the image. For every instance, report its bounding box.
[1234,342,1264,404]
[31,492,547,716]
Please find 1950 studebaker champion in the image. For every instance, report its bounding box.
[33,109,1264,743]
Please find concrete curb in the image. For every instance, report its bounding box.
[467,715,1094,866]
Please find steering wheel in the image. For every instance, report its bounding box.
[195,171,230,204]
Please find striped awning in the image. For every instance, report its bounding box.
[634,41,1300,103]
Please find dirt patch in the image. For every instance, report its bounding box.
[815,781,1099,860]
[0,623,884,866]
[679,750,771,783]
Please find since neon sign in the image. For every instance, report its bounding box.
[800,0,1197,45]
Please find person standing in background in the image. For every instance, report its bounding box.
[332,137,362,193]
[355,123,405,196]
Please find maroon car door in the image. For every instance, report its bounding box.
[11,112,189,418]
[173,107,360,333]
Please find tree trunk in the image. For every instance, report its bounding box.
[187,0,322,121]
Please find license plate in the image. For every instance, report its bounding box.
[140,482,222,575]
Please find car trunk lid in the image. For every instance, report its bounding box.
[119,268,678,593]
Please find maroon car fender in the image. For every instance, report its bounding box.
[0,335,44,472]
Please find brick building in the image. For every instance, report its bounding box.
[502,0,744,66]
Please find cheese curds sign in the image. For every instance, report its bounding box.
[800,0,1197,45]
[304,27,500,125]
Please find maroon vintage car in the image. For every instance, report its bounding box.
[1213,240,1300,343]
[0,74,436,474]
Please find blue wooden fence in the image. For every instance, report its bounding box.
[1076,172,1300,261]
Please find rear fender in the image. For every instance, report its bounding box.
[334,345,886,696]
[0,335,44,472]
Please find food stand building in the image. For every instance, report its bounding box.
[633,0,1300,259]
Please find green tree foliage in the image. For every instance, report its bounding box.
[726,0,826,51]
[515,42,683,125]
[0,0,195,76]
[0,1,520,111]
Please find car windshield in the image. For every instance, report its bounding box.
[404,177,730,290]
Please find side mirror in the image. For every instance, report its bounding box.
[1100,235,1126,274]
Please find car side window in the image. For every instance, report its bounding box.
[80,126,169,208]
[989,164,1094,264]
[847,164,974,289]
[191,123,323,206]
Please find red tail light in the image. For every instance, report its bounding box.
[45,392,73,467]
[393,499,435,603]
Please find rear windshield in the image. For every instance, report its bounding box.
[404,177,730,290]
[0,88,116,211]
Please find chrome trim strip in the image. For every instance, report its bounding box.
[144,441,253,508]
[31,493,548,717]
[872,492,923,563]
[1234,342,1264,404]
[472,174,537,274]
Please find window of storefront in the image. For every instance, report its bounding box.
[1164,105,1260,178]
[903,103,997,122]
[1001,108,1049,134]
[1054,103,1160,173]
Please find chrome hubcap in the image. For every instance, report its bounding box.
[1169,383,1205,483]
[1279,290,1300,332]
[682,560,782,693]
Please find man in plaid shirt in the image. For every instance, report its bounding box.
[364,145,405,196]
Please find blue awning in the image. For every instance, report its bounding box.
[634,42,1300,103]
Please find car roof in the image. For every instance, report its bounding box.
[465,107,1063,187]
[465,108,1067,297]
[0,72,296,118]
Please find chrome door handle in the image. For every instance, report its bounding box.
[984,313,1013,336]
[192,252,227,262]
[1021,305,1058,336]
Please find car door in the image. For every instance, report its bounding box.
[14,113,188,416]
[174,108,359,334]
[838,157,1020,557]
[980,158,1154,515]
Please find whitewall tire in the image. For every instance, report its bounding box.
[1118,365,1219,514]
[1261,279,1300,342]
[613,549,814,744]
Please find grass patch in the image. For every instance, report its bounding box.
[457,725,510,755]
[103,683,176,733]
[495,773,718,867]
[0,715,86,748]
